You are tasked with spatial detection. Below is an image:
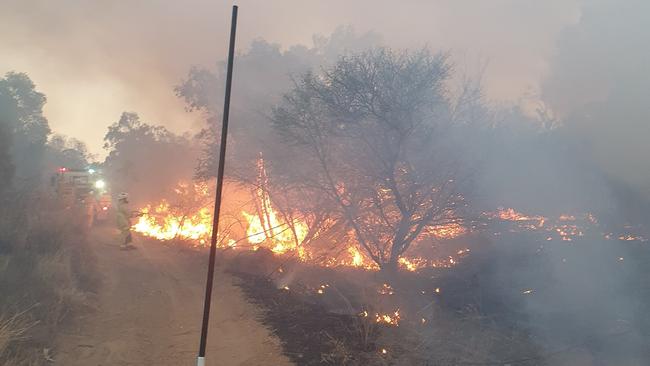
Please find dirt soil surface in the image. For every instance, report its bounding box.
[55,227,293,366]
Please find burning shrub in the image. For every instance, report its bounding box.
[133,181,216,244]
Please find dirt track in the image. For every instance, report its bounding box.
[55,227,293,366]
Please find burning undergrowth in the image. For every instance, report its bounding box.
[130,162,474,273]
[131,176,647,275]
[128,161,650,364]
[223,219,650,365]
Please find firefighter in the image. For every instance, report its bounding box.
[116,192,134,249]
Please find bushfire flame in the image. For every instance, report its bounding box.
[133,182,213,243]
[132,161,646,274]
[242,156,308,256]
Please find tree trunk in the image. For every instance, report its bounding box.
[379,258,399,280]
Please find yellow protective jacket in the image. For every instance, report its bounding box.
[116,201,131,231]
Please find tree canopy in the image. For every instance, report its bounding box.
[0,72,50,189]
[102,112,199,205]
[175,27,382,180]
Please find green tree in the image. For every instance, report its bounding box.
[0,72,50,188]
[103,112,198,205]
[0,118,14,193]
[46,134,91,170]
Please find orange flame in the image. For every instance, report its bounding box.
[242,156,308,257]
[375,309,401,326]
[133,182,213,244]
[132,159,473,271]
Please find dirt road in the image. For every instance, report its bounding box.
[55,228,293,366]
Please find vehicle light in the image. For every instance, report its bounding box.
[102,206,108,211]
[95,180,106,189]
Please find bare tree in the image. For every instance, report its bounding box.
[271,48,470,271]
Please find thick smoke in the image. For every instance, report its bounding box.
[472,1,650,363]
[543,0,650,201]
[0,0,580,154]
[2,1,649,364]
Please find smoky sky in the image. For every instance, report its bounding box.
[0,0,581,155]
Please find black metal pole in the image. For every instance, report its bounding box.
[197,5,238,366]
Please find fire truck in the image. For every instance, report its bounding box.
[52,167,112,225]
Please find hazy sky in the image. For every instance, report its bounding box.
[0,0,581,154]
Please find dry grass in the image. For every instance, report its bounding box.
[35,252,93,328]
[321,333,354,365]
[0,311,37,358]
[0,195,99,365]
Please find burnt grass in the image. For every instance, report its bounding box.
[222,225,650,365]
[231,271,390,365]
[216,220,650,365]
[222,245,543,365]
